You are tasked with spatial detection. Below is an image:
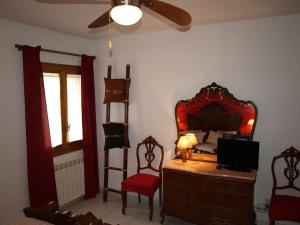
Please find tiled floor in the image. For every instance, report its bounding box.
[69,193,193,225]
[68,192,269,225]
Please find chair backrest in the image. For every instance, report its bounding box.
[136,136,164,177]
[271,146,300,195]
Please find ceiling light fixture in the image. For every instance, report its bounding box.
[110,0,142,26]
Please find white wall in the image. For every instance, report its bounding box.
[0,19,96,225]
[94,14,300,223]
[1,13,300,225]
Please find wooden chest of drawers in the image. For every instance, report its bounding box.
[161,160,256,225]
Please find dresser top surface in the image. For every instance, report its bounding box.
[164,159,256,181]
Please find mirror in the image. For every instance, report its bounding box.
[175,82,257,161]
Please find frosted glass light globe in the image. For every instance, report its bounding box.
[110,5,142,26]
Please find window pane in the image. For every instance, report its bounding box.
[67,74,82,142]
[43,73,62,147]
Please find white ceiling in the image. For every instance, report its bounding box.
[1,0,300,40]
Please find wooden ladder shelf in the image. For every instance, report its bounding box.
[103,64,130,202]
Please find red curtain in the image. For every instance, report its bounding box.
[22,46,58,207]
[81,55,100,198]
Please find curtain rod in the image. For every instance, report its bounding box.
[15,44,96,59]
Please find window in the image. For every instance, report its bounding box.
[42,63,82,156]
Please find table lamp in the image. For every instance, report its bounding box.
[177,135,192,162]
[185,133,198,159]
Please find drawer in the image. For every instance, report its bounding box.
[200,192,251,210]
[163,183,193,200]
[164,196,204,213]
[204,179,252,196]
[202,205,249,224]
[163,169,204,188]
[163,182,209,204]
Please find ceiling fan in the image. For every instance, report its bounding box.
[36,0,192,28]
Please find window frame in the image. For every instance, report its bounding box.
[42,62,83,157]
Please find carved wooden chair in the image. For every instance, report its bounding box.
[121,136,164,221]
[269,146,300,225]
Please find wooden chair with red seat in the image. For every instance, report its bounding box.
[269,146,300,225]
[121,136,164,221]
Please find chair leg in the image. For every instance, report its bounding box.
[121,191,127,215]
[149,197,153,221]
[138,193,141,203]
[159,185,162,207]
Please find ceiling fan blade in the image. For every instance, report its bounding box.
[36,0,110,4]
[143,0,191,26]
[88,10,113,28]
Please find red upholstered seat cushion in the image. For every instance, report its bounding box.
[121,173,161,198]
[269,194,300,222]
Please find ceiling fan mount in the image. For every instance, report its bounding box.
[36,0,192,29]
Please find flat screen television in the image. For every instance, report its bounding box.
[217,138,259,171]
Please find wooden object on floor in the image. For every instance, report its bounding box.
[103,65,131,202]
[23,201,59,223]
[160,159,257,225]
[121,136,164,221]
[268,146,300,225]
[23,201,112,225]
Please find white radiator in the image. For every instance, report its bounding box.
[54,153,85,206]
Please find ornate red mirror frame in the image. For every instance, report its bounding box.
[175,82,258,139]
